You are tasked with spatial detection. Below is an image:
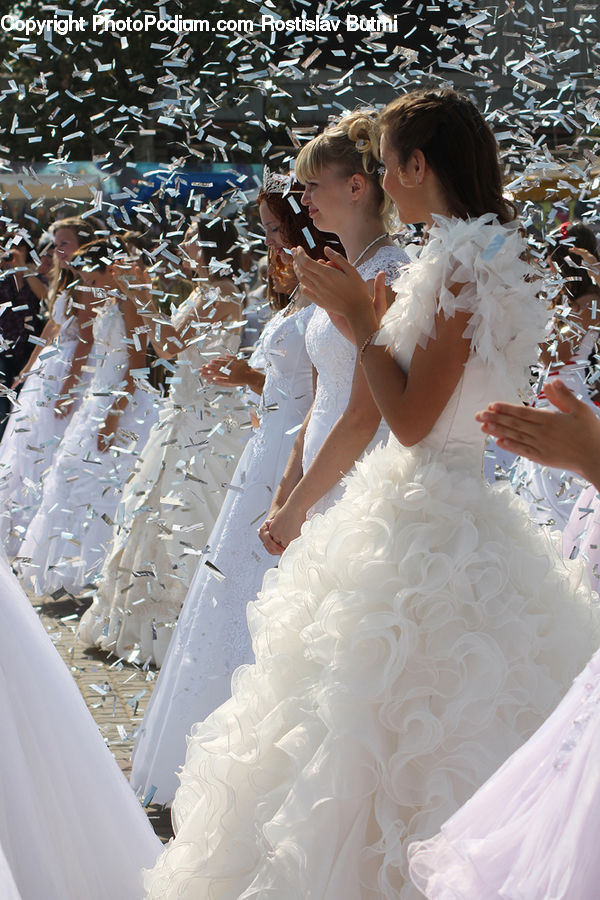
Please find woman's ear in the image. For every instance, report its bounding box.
[399,149,427,186]
[349,172,368,200]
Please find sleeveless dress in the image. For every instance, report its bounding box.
[17,300,159,596]
[77,300,247,665]
[0,293,84,557]
[130,303,314,806]
[0,549,161,898]
[144,215,598,899]
[302,244,409,514]
[512,327,598,528]
[408,645,600,899]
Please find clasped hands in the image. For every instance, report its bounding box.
[258,501,307,556]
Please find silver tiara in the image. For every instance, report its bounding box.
[262,165,293,196]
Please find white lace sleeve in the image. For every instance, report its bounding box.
[356,244,410,285]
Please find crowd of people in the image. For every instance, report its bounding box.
[1,87,600,899]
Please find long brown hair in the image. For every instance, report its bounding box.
[379,89,516,225]
[258,182,341,310]
[47,216,103,312]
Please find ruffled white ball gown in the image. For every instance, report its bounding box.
[0,549,161,898]
[0,292,85,557]
[513,328,598,528]
[144,215,599,900]
[130,302,315,805]
[17,299,159,596]
[408,644,600,899]
[77,303,247,665]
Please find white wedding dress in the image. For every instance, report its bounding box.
[0,293,85,557]
[144,215,598,899]
[408,643,600,899]
[130,303,315,805]
[17,300,159,596]
[512,327,598,528]
[77,300,247,665]
[0,550,161,898]
[131,245,408,808]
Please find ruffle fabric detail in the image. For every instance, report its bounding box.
[145,438,598,899]
[378,214,547,400]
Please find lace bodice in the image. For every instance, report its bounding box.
[303,243,409,471]
[260,304,314,415]
[378,214,547,461]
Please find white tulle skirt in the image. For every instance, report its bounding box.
[145,439,598,899]
[0,552,161,898]
[408,647,600,899]
[17,382,159,595]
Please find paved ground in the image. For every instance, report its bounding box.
[34,592,174,843]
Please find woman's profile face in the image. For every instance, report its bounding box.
[54,227,81,267]
[299,165,350,235]
[259,201,295,293]
[259,201,286,251]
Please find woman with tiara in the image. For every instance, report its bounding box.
[129,173,330,805]
[0,217,97,556]
[77,216,247,664]
[144,89,597,899]
[17,237,160,596]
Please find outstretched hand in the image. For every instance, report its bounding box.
[201,355,251,387]
[476,379,600,487]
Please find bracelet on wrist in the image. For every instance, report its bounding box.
[359,329,380,364]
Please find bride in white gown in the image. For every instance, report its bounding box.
[129,177,330,805]
[17,238,159,596]
[0,217,98,556]
[144,89,598,899]
[0,548,160,898]
[132,116,408,808]
[257,110,408,554]
[77,219,247,665]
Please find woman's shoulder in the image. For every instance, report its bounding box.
[359,243,410,285]
[381,213,548,390]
